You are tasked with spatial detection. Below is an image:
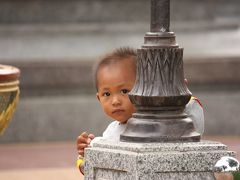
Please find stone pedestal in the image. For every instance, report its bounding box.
[84,140,235,180]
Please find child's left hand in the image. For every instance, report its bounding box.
[77,132,95,157]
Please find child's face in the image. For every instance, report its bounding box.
[96,59,136,124]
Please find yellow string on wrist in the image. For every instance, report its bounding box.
[76,158,85,168]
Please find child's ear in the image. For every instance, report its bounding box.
[96,93,100,101]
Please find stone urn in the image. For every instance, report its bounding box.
[0,64,20,134]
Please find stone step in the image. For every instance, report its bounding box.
[0,22,239,62]
[0,0,239,63]
[0,0,239,24]
[1,56,239,98]
[0,89,239,143]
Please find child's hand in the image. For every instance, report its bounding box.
[77,132,95,157]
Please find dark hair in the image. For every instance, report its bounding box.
[94,47,137,91]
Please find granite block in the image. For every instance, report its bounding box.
[84,140,235,180]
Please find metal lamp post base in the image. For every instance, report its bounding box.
[120,111,200,142]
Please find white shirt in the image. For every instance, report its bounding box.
[90,121,126,145]
[185,97,204,135]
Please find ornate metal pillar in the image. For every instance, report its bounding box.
[120,0,200,142]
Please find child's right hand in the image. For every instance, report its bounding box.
[77,132,95,157]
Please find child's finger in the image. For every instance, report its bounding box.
[78,149,84,156]
[77,143,88,151]
[86,137,91,144]
[81,132,88,138]
[88,134,95,140]
[77,134,89,144]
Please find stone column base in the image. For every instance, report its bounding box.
[84,140,235,180]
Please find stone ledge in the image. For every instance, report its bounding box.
[0,20,238,34]
[185,57,240,85]
[0,60,95,96]
[93,140,228,153]
[1,23,239,64]
[2,57,239,97]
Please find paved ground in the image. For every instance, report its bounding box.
[0,136,239,180]
[0,141,83,180]
[0,168,82,180]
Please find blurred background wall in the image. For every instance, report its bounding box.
[0,0,240,143]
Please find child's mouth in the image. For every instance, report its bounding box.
[112,109,124,114]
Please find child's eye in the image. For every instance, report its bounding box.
[103,92,111,97]
[121,89,129,94]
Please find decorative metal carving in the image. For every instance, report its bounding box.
[131,48,190,104]
[120,0,200,142]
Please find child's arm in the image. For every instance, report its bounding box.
[76,132,95,174]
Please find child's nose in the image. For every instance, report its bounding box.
[112,95,121,106]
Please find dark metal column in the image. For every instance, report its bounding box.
[151,0,170,32]
[120,0,200,142]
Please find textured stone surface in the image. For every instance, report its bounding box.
[84,140,235,180]
[93,140,228,153]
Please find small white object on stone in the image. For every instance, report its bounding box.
[214,156,240,172]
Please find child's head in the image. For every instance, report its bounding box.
[95,47,137,124]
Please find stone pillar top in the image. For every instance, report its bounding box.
[91,140,228,153]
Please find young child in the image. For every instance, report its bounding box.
[76,47,204,174]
